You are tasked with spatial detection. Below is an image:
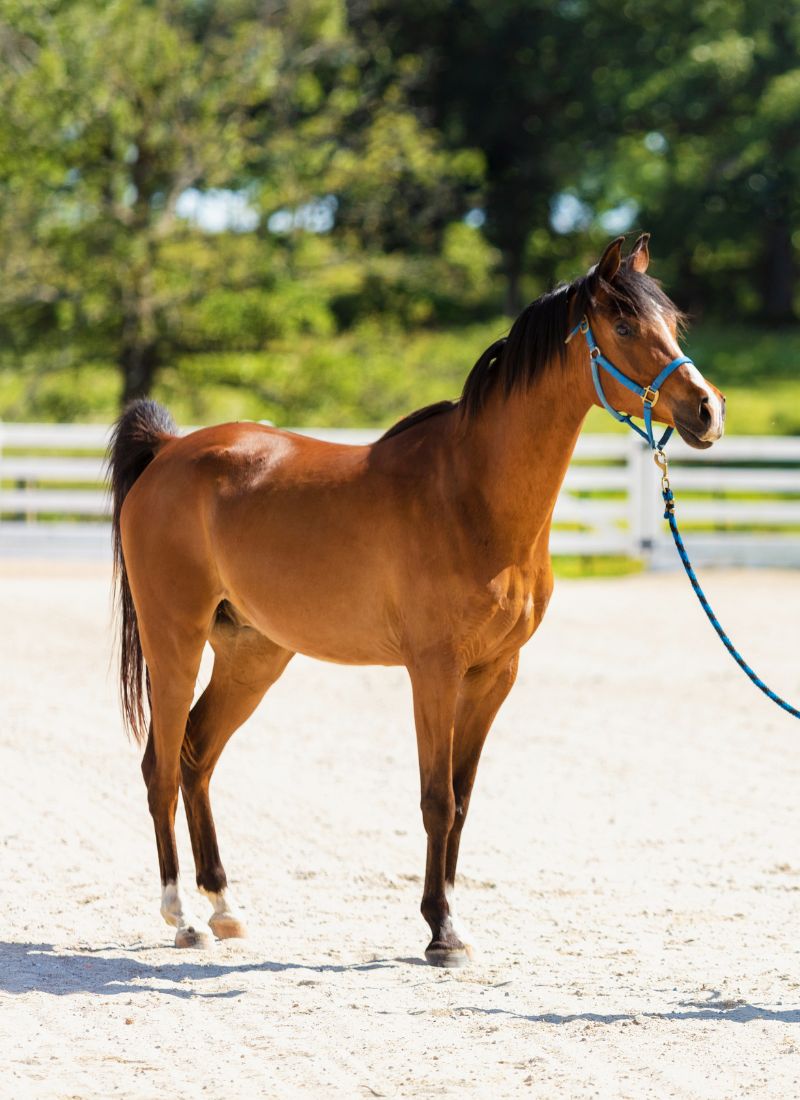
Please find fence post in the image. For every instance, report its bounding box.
[628,436,660,567]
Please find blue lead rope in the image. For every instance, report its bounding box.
[662,482,800,720]
[567,312,800,721]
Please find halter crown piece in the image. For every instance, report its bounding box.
[566,316,693,451]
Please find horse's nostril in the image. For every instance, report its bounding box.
[698,395,712,425]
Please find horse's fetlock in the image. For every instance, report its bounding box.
[196,864,227,895]
[420,894,449,925]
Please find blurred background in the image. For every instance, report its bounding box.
[0,0,798,434]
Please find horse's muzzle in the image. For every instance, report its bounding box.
[675,390,725,449]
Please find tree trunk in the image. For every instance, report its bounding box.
[762,218,795,323]
[503,249,523,317]
[120,342,159,406]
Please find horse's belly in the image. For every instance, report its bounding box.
[246,597,403,665]
[217,530,404,665]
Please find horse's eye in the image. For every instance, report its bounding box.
[615,321,632,337]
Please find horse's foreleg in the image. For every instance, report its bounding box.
[444,652,520,952]
[181,624,293,940]
[409,664,464,967]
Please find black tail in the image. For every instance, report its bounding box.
[107,399,178,743]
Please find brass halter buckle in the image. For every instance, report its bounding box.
[642,385,659,407]
[564,317,589,344]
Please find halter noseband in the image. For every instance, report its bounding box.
[566,316,693,451]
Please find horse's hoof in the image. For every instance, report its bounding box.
[209,914,247,940]
[424,944,473,968]
[174,925,213,949]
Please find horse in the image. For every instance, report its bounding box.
[108,234,725,967]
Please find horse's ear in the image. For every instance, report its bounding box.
[593,237,624,285]
[626,232,651,274]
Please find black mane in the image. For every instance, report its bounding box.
[379,399,459,441]
[380,264,684,438]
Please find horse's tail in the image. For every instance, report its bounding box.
[107,398,178,743]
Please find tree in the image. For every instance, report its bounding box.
[0,0,350,403]
[351,0,657,312]
[354,0,800,321]
[614,0,800,322]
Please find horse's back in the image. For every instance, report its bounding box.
[167,421,369,481]
[123,421,375,526]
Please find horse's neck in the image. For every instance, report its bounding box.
[461,363,594,555]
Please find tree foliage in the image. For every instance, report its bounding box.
[0,0,797,415]
[0,0,352,399]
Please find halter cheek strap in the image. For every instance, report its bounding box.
[567,316,693,451]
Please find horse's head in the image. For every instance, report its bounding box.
[573,235,725,449]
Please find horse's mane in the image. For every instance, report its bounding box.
[380,399,459,441]
[379,264,685,439]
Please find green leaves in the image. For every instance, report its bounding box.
[0,0,798,418]
[0,0,352,403]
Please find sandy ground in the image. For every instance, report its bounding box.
[3,562,800,1098]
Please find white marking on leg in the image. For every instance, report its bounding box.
[200,886,240,922]
[160,880,203,934]
[446,885,474,947]
[200,886,247,937]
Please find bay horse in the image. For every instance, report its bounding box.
[108,235,725,966]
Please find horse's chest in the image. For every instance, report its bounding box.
[463,575,550,665]
[492,590,538,645]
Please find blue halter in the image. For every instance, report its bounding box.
[568,313,800,723]
[566,316,693,451]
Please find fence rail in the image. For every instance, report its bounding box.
[1,422,799,566]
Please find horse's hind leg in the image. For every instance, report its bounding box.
[181,612,293,940]
[139,609,212,949]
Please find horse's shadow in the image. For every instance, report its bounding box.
[4,945,799,1023]
[453,994,800,1025]
[0,941,400,999]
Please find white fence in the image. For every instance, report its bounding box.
[1,422,799,567]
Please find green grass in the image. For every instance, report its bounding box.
[551,555,643,579]
[3,320,800,433]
